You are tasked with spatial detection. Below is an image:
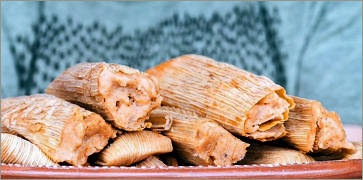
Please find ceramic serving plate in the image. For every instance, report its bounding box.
[1,159,361,179]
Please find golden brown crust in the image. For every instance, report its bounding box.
[1,94,116,166]
[96,131,173,166]
[46,62,162,131]
[284,96,354,155]
[146,54,294,140]
[152,106,250,166]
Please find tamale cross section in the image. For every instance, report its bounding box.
[46,62,162,131]
[284,96,354,156]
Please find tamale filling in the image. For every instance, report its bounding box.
[198,122,248,165]
[146,114,172,131]
[54,115,85,165]
[246,123,286,141]
[282,96,355,154]
[313,110,355,154]
[99,67,156,129]
[245,93,289,134]
[55,111,115,166]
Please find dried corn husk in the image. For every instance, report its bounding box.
[313,141,362,161]
[145,108,173,132]
[283,97,320,152]
[159,153,179,166]
[46,62,162,131]
[96,131,173,166]
[146,54,294,141]
[1,133,56,166]
[238,143,315,165]
[165,157,178,167]
[135,156,167,167]
[342,142,362,160]
[283,96,354,155]
[152,106,250,166]
[1,94,116,166]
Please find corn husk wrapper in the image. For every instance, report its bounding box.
[135,156,167,167]
[152,106,250,166]
[342,142,362,160]
[145,108,173,132]
[46,62,161,131]
[283,96,354,155]
[238,143,315,165]
[146,54,294,141]
[159,154,179,166]
[313,141,362,161]
[96,131,173,166]
[1,133,56,166]
[1,94,116,166]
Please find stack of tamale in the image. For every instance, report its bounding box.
[1,55,360,167]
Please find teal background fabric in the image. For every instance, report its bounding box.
[1,1,361,125]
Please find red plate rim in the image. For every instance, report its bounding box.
[1,159,362,179]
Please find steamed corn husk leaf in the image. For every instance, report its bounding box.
[342,142,362,160]
[135,156,167,167]
[96,131,173,166]
[1,133,56,166]
[159,153,179,166]
[238,143,315,165]
[145,108,173,132]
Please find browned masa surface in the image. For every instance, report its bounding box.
[1,159,361,179]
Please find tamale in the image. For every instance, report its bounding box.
[146,54,294,141]
[238,143,315,165]
[1,94,116,166]
[151,106,250,166]
[46,62,162,131]
[283,96,355,155]
[1,133,56,166]
[96,131,173,166]
[135,156,167,167]
[343,142,362,160]
[145,107,173,132]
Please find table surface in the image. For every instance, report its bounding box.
[343,124,362,142]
